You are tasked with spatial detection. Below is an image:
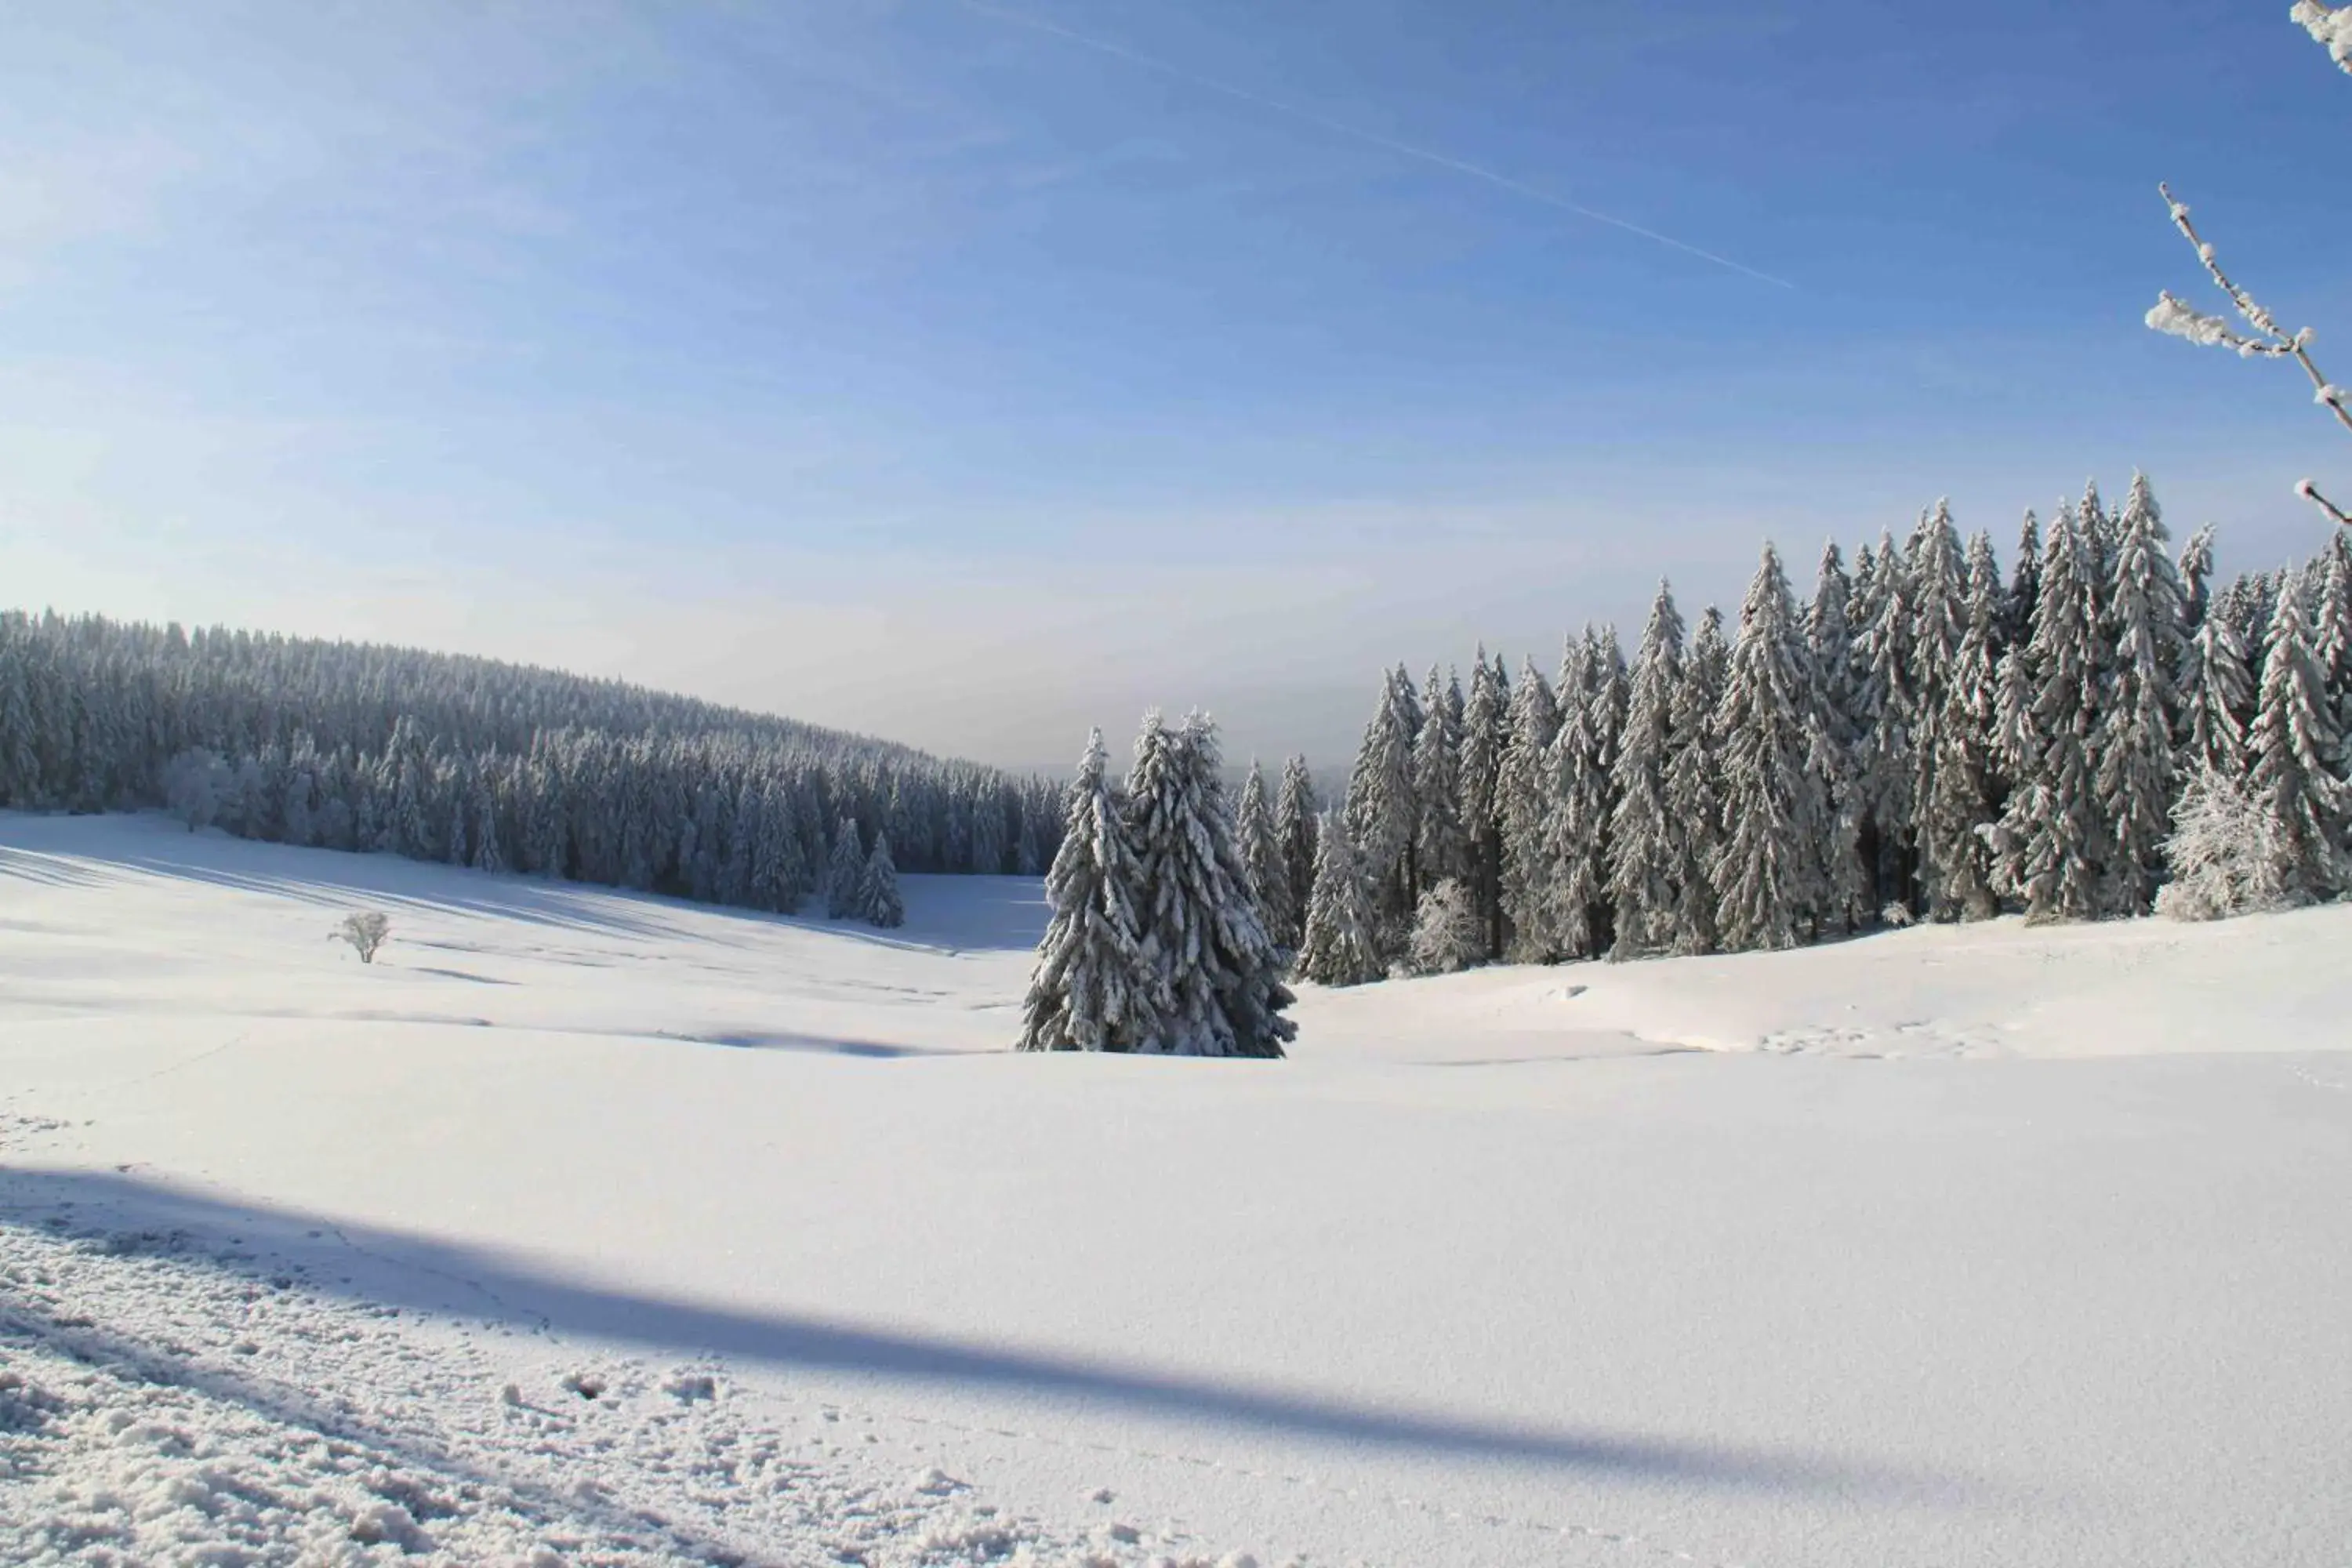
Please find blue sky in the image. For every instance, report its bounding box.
[3,1,2349,768]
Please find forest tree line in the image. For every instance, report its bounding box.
[1244,476,2352,985]
[0,613,1065,915]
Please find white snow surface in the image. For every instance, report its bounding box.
[2,810,2348,1567]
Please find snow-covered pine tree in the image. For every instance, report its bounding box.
[1712,543,1827,952]
[2178,522,2217,637]
[1997,503,2106,922]
[0,621,36,808]
[1577,626,1629,952]
[752,779,806,913]
[1274,754,1320,950]
[1512,636,1589,960]
[2080,477,2118,593]
[1608,582,1685,960]
[825,816,866,919]
[1455,649,1510,959]
[1412,665,1468,896]
[1018,729,1155,1051]
[2314,531,2352,739]
[1124,712,1294,1057]
[1921,532,2004,920]
[1852,529,1918,913]
[1803,543,1868,935]
[862,832,905,927]
[281,736,320,848]
[2247,577,2350,902]
[1905,503,1969,898]
[470,760,506,875]
[1345,668,1421,947]
[2179,597,2256,779]
[2095,474,2190,914]
[2233,569,2285,670]
[969,786,1010,877]
[1664,606,1728,954]
[1542,629,1614,960]
[1014,798,1047,878]
[382,717,434,862]
[1296,810,1385,987]
[718,779,758,906]
[2005,510,2044,653]
[1236,759,1295,955]
[1496,654,1562,960]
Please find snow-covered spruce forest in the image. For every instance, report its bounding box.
[1286,478,2350,980]
[0,615,1065,926]
[1025,475,2352,1061]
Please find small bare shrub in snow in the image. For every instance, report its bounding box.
[1878,902,1917,930]
[331,911,392,964]
[1404,880,1483,976]
[2155,764,2288,922]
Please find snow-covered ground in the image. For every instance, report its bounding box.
[2,811,2347,1567]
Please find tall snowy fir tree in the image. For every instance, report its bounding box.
[1664,607,1728,954]
[2180,597,2255,779]
[1345,667,1421,947]
[1852,530,1918,910]
[2178,523,2217,637]
[1236,760,1295,957]
[1608,583,1685,959]
[2095,474,2189,914]
[1506,637,1587,960]
[2314,532,2352,741]
[1921,532,2004,920]
[2005,510,2044,652]
[2248,582,2349,902]
[1272,755,1320,951]
[1543,629,1617,959]
[1584,629,1630,937]
[1712,544,1826,952]
[826,818,866,920]
[1455,651,1510,959]
[1905,503,1969,895]
[2079,478,2119,610]
[861,833,905,928]
[1806,542,1868,934]
[469,762,506,876]
[1496,655,1562,960]
[1994,505,2106,922]
[1295,811,1385,987]
[1018,730,1153,1053]
[1412,665,1468,898]
[1123,713,1294,1058]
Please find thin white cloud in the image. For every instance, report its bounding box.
[956,0,1797,290]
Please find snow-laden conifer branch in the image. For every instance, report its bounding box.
[2148,183,2352,524]
[2293,0,2352,73]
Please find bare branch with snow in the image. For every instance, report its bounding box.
[2293,0,2352,74]
[2141,10,2352,526]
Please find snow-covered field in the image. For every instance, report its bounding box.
[2,811,2347,1568]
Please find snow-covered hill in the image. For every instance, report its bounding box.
[2,811,2347,1567]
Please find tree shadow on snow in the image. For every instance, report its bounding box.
[0,1167,1964,1504]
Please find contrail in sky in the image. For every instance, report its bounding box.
[956,0,1795,291]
